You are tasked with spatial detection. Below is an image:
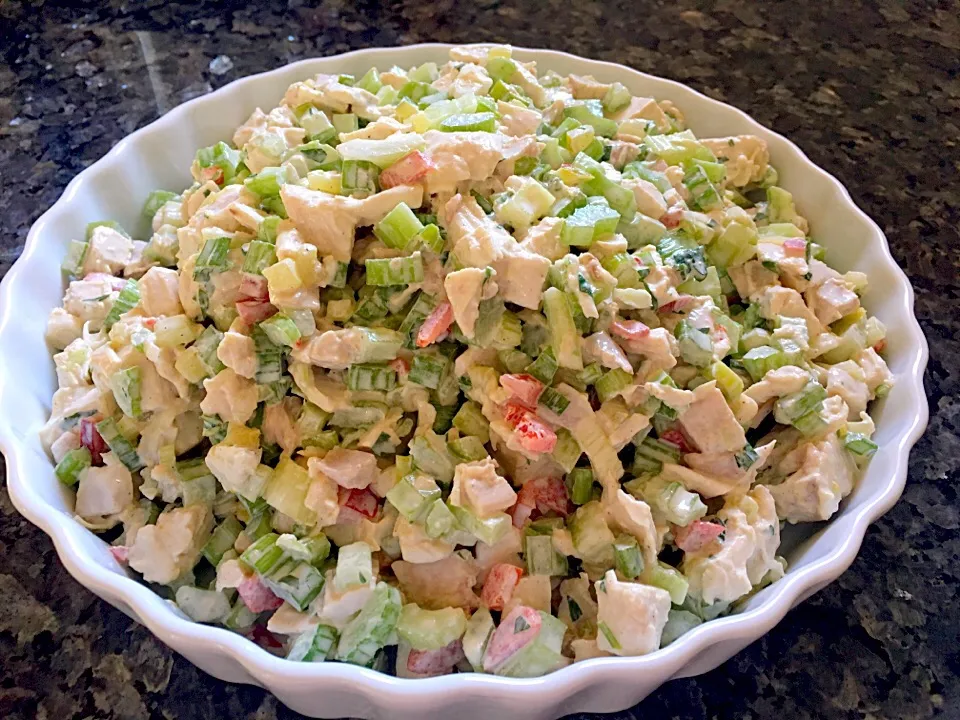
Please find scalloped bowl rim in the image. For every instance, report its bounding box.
[0,43,929,715]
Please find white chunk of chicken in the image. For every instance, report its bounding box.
[127,504,214,585]
[806,277,860,326]
[204,444,262,498]
[216,330,257,379]
[444,267,491,339]
[683,486,782,605]
[82,226,134,275]
[75,454,134,520]
[701,135,770,187]
[281,183,424,262]
[766,433,856,523]
[200,368,259,424]
[449,458,518,518]
[595,570,671,656]
[138,267,183,317]
[443,193,550,309]
[394,515,455,564]
[313,448,378,489]
[678,385,747,453]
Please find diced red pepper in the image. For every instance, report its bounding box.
[109,546,129,565]
[390,358,411,376]
[200,165,224,185]
[509,501,535,528]
[610,320,651,341]
[661,206,684,229]
[239,272,270,301]
[249,624,284,649]
[873,339,886,354]
[406,639,465,675]
[783,237,807,257]
[340,487,379,519]
[79,417,107,466]
[236,299,278,325]
[658,294,696,314]
[482,605,542,673]
[481,563,524,611]
[514,413,558,455]
[502,400,533,428]
[416,301,454,349]
[237,575,284,613]
[658,427,696,454]
[517,476,571,517]
[499,374,544,407]
[379,150,436,189]
[674,520,725,553]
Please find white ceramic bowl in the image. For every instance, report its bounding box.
[0,44,929,719]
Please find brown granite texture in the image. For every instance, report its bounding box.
[1,0,958,718]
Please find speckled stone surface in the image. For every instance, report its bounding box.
[1,1,958,718]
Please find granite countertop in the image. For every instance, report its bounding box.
[1,1,958,718]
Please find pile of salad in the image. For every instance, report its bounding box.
[42,45,893,678]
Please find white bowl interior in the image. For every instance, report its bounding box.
[0,44,928,719]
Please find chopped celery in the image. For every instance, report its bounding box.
[373,202,425,250]
[567,467,594,505]
[55,447,91,486]
[347,362,397,392]
[397,605,467,651]
[439,112,497,132]
[365,252,424,286]
[613,535,644,579]
[525,534,568,576]
[340,159,380,195]
[561,201,620,246]
[595,368,633,402]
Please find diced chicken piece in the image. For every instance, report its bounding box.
[744,366,812,405]
[53,339,91,388]
[316,569,375,629]
[603,489,660,567]
[127,504,214,585]
[232,105,298,147]
[178,254,202,320]
[63,275,118,329]
[584,332,633,373]
[268,603,320,636]
[433,62,493,98]
[854,347,894,394]
[394,515,455,564]
[215,558,248,592]
[728,261,778,302]
[392,555,480,610]
[338,116,411,142]
[138,267,182,317]
[701,135,770,187]
[595,570,671,656]
[424,131,539,195]
[46,307,84,350]
[611,96,670,131]
[622,177,667,219]
[497,100,542,137]
[758,285,822,337]
[280,183,424,261]
[82,226,134,275]
[684,439,777,485]
[123,240,153,278]
[292,327,389,370]
[518,216,566,261]
[313,448,378,489]
[51,429,81,464]
[216,330,257,379]
[659,462,742,499]
[806,277,860,326]
[566,74,609,99]
[825,361,870,419]
[262,398,302,455]
[443,194,550,309]
[444,267,489,339]
[609,141,642,169]
[503,575,551,616]
[684,486,782,605]
[75,455,134,520]
[678,385,746,453]
[189,185,258,231]
[204,444,262,497]
[228,202,266,232]
[642,261,682,308]
[572,638,611,661]
[766,433,856,523]
[305,462,341,527]
[284,73,382,120]
[449,458,518,518]
[200,368,259,424]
